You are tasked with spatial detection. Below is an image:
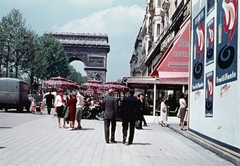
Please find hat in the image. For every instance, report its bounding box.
[129,89,135,95]
[58,88,64,93]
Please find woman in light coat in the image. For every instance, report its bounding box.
[160,98,168,126]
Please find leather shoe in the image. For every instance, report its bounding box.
[106,141,109,143]
[111,140,117,143]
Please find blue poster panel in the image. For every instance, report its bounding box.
[206,18,214,66]
[207,0,215,15]
[216,0,238,86]
[205,71,214,117]
[192,7,205,92]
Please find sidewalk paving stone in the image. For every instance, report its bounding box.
[0,111,238,166]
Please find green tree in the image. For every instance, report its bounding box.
[67,65,88,84]
[20,30,39,88]
[36,34,70,79]
[0,9,29,78]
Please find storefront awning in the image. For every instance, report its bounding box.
[123,76,160,85]
[150,20,190,85]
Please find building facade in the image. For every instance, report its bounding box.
[130,0,190,77]
[130,0,240,159]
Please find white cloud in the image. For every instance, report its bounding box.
[57,5,144,36]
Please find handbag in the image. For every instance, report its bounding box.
[135,121,140,129]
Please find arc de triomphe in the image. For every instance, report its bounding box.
[47,32,110,83]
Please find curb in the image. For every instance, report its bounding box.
[168,124,240,166]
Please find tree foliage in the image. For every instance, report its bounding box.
[0,8,29,77]
[36,34,70,79]
[67,65,88,84]
[0,9,87,86]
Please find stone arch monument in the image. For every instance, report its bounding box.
[47,32,110,83]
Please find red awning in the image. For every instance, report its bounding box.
[150,20,190,85]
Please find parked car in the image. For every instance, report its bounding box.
[0,78,31,112]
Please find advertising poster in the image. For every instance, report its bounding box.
[192,7,205,92]
[207,0,215,15]
[205,71,214,117]
[216,0,238,86]
[206,18,214,66]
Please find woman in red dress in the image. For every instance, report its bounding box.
[66,91,77,130]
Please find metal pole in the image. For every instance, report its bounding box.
[153,83,156,116]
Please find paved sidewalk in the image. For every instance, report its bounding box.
[0,111,237,166]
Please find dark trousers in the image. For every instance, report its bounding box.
[122,120,135,144]
[46,104,52,115]
[104,119,116,142]
[138,119,143,129]
[143,116,147,125]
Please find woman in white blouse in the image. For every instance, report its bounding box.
[54,88,67,128]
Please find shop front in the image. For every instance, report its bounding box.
[149,20,190,116]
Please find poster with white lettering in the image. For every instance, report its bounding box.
[206,18,214,66]
[192,7,205,92]
[216,0,238,86]
[205,71,213,117]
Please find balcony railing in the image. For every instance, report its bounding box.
[171,0,184,21]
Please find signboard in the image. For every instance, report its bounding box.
[206,18,214,66]
[216,0,238,86]
[192,7,205,92]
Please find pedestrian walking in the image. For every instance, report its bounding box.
[136,93,147,129]
[35,90,43,114]
[44,91,54,115]
[120,89,138,145]
[179,93,187,131]
[54,88,67,128]
[76,90,84,129]
[66,91,77,130]
[160,97,168,127]
[103,89,118,143]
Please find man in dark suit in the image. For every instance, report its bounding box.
[44,91,55,115]
[103,89,118,143]
[136,93,147,129]
[120,89,138,145]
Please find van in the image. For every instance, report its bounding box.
[0,78,31,112]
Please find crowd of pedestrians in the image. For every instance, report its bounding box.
[30,87,188,145]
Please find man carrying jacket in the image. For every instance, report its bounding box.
[103,89,118,143]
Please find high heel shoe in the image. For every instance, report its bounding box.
[181,128,186,131]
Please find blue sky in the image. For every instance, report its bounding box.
[0,0,146,81]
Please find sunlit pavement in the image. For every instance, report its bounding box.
[0,109,237,166]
